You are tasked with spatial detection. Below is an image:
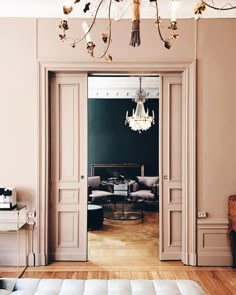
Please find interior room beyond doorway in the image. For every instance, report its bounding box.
[87,74,160,264]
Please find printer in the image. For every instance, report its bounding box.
[0,187,17,210]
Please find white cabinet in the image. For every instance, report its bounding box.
[0,205,27,277]
[0,205,27,231]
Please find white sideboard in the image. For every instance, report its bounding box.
[0,205,28,277]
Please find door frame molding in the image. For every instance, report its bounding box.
[37,59,196,266]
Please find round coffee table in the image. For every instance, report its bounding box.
[104,196,144,222]
[88,204,103,230]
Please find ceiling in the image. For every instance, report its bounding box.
[88,76,160,99]
[0,0,236,19]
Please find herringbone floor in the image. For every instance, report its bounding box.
[0,210,236,294]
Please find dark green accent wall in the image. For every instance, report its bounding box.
[88,99,159,177]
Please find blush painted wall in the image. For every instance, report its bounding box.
[0,18,37,207]
[0,17,235,266]
[196,19,236,265]
[197,19,236,219]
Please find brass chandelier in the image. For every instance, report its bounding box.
[59,0,180,61]
[59,0,236,61]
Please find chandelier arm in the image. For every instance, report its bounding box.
[154,0,165,43]
[74,0,105,44]
[157,23,165,44]
[92,0,112,59]
[203,1,236,10]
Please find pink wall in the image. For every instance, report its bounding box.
[0,18,37,208]
[0,16,235,265]
[0,17,195,208]
[197,19,236,219]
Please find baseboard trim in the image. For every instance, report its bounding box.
[188,252,197,266]
[0,253,27,267]
[50,252,87,262]
[198,253,232,266]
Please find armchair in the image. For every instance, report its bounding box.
[129,176,159,202]
[88,176,114,204]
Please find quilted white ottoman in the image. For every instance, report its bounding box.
[0,278,205,295]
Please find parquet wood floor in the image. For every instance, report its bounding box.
[0,210,235,295]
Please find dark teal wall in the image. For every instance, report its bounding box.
[88,99,159,177]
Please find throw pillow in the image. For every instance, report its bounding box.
[136,176,159,189]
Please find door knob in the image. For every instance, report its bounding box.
[81,175,85,179]
[163,175,168,180]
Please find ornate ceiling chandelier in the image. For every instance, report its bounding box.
[59,1,236,61]
[125,77,155,133]
[59,0,180,61]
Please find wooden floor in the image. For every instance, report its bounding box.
[0,210,236,295]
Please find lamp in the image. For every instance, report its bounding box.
[125,77,155,133]
[59,0,236,61]
[59,0,180,61]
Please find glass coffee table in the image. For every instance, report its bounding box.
[104,182,144,222]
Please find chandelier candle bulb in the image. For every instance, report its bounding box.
[62,14,68,21]
[64,0,73,7]
[171,0,180,22]
[82,21,92,44]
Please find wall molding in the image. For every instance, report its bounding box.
[38,59,196,266]
[198,218,229,227]
[197,219,232,266]
[88,75,159,99]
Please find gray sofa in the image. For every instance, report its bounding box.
[0,278,205,294]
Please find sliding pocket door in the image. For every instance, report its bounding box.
[50,73,88,261]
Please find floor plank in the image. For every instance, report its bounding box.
[0,210,235,295]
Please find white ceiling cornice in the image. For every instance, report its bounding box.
[88,76,159,99]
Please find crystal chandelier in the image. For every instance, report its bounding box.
[125,77,155,133]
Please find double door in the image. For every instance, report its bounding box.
[49,73,183,262]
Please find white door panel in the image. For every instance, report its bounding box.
[50,74,88,261]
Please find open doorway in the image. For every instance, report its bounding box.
[43,60,196,266]
[87,74,160,264]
